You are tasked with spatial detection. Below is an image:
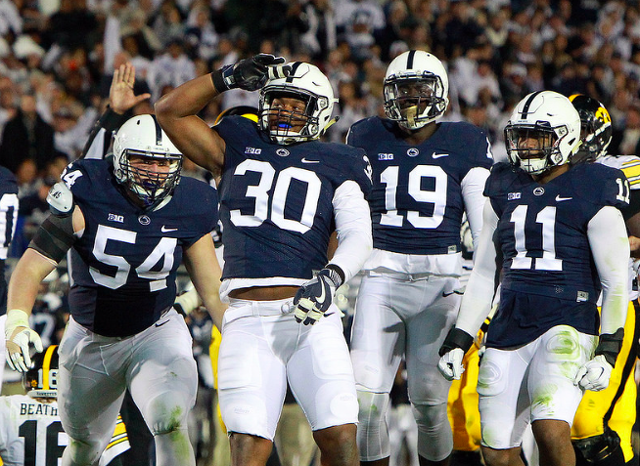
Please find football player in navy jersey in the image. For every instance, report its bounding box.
[345,50,493,466]
[0,166,18,389]
[4,63,226,466]
[155,56,373,466]
[437,91,630,466]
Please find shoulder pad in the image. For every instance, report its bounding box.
[46,182,75,217]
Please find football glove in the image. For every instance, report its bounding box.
[573,355,613,391]
[5,309,43,372]
[293,266,343,325]
[212,54,291,92]
[437,326,474,381]
[174,287,201,317]
[437,348,466,381]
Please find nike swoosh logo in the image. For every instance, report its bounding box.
[155,319,170,327]
[432,152,449,158]
[161,226,178,232]
[317,282,326,303]
[555,195,573,202]
[301,158,320,163]
[442,290,464,297]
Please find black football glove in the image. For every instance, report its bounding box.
[212,54,291,92]
[293,266,344,325]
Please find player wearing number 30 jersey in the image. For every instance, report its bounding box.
[156,57,373,466]
[346,50,493,466]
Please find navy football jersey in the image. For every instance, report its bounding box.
[486,162,630,347]
[215,116,372,281]
[61,158,218,337]
[0,166,18,316]
[347,117,493,254]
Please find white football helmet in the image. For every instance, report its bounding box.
[259,62,337,145]
[504,91,581,175]
[383,50,449,130]
[112,114,182,208]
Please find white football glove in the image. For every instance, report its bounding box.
[5,309,43,372]
[437,348,466,381]
[293,267,342,325]
[573,355,613,392]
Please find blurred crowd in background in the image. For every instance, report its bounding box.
[2,0,640,463]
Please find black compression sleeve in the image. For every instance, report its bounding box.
[29,214,75,263]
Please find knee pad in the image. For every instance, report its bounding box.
[573,430,625,466]
[144,391,193,435]
[412,401,453,462]
[356,390,391,461]
[63,437,105,466]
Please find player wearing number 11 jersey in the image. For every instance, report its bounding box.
[437,91,630,466]
[156,56,373,466]
[345,50,493,466]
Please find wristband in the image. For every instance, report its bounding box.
[595,328,624,367]
[439,326,474,356]
[211,65,235,92]
[323,264,345,288]
[5,309,30,336]
[100,106,131,133]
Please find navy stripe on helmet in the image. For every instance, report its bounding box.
[407,50,416,69]
[152,115,162,145]
[521,91,543,118]
[286,62,302,83]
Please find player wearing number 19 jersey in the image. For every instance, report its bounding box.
[156,57,373,466]
[5,64,226,466]
[346,50,493,466]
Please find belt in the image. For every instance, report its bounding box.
[366,270,436,282]
[223,298,295,325]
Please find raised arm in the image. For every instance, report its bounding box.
[82,63,151,159]
[155,54,290,176]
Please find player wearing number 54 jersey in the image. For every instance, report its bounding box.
[156,56,373,466]
[438,91,630,466]
[346,50,493,466]
[4,64,225,466]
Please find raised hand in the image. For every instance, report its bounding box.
[213,54,291,92]
[109,63,151,114]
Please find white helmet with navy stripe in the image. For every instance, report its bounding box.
[384,50,449,130]
[112,114,182,208]
[259,62,337,145]
[505,91,581,175]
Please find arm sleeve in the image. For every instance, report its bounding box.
[588,206,630,335]
[80,107,130,159]
[456,199,500,336]
[461,166,490,251]
[328,180,373,283]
